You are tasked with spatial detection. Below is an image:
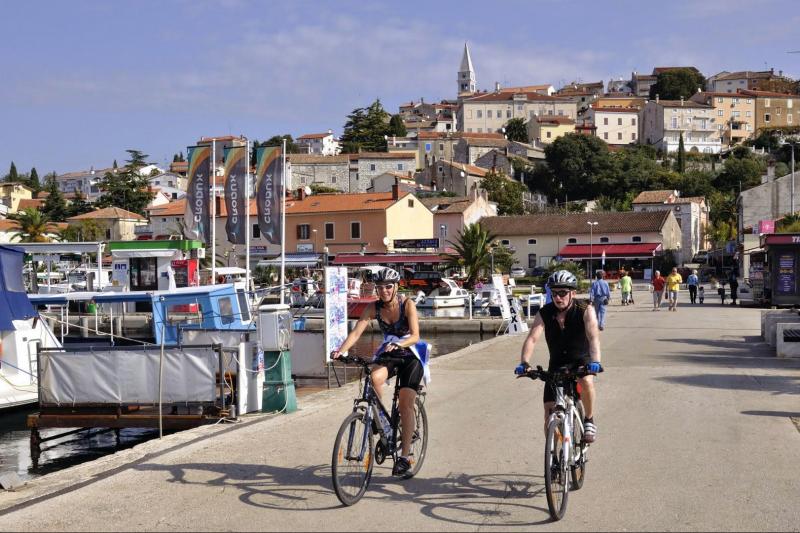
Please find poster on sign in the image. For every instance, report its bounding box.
[491,274,512,320]
[325,266,349,362]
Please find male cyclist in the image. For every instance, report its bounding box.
[515,270,603,442]
[331,267,425,478]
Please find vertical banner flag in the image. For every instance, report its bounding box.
[184,145,211,244]
[255,146,283,245]
[223,146,247,244]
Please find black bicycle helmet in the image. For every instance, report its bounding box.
[547,269,578,289]
[373,267,401,285]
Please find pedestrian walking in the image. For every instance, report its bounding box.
[619,270,633,306]
[666,267,683,312]
[651,270,666,311]
[698,285,705,303]
[729,270,739,306]
[589,269,611,331]
[687,269,699,304]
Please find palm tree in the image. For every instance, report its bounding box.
[11,208,52,243]
[443,223,496,288]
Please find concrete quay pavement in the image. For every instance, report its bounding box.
[1,297,799,531]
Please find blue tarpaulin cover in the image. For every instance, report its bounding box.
[0,245,36,330]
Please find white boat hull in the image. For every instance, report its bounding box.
[416,296,468,309]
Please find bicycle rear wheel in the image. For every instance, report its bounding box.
[570,402,586,490]
[544,416,569,520]
[331,411,374,506]
[401,396,428,478]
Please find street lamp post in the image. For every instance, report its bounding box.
[587,221,598,277]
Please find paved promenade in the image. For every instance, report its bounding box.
[1,298,799,531]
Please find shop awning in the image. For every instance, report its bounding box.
[558,243,662,259]
[256,253,321,268]
[332,253,445,265]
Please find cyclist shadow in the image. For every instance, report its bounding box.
[134,461,554,526]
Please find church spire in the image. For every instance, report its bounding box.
[458,42,476,95]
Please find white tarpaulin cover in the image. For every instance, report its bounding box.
[39,347,218,405]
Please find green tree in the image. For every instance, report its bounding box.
[675,133,686,173]
[309,183,340,194]
[777,213,800,233]
[387,114,407,137]
[504,118,528,143]
[648,68,705,100]
[714,154,765,192]
[442,223,496,288]
[340,99,391,153]
[28,167,40,192]
[41,177,69,222]
[490,244,516,274]
[7,161,18,182]
[480,170,526,215]
[538,133,613,200]
[96,149,155,215]
[10,208,52,242]
[262,134,301,153]
[67,192,93,218]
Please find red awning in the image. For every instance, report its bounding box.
[558,243,661,259]
[332,253,445,265]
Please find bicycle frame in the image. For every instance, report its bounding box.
[345,364,400,462]
[549,383,583,469]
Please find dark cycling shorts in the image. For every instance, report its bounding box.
[376,351,424,390]
[543,356,590,403]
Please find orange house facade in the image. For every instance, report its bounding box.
[210,188,435,265]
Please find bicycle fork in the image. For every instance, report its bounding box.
[346,406,372,462]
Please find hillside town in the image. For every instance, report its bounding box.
[2,43,798,298]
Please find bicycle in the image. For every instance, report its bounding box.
[517,363,601,521]
[330,354,428,506]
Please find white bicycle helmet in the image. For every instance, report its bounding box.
[547,269,578,289]
[373,268,401,285]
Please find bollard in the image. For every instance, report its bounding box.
[80,316,89,338]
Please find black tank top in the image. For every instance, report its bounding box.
[375,297,410,338]
[539,299,590,366]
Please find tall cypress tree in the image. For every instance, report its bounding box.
[676,133,686,174]
[29,167,40,191]
[42,176,68,222]
[8,161,18,182]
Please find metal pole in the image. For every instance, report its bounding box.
[158,313,165,439]
[791,143,794,214]
[589,225,593,278]
[280,139,287,305]
[245,139,251,295]
[97,243,103,291]
[212,139,217,285]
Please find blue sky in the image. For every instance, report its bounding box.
[2,0,798,175]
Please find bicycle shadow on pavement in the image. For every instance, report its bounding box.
[133,461,554,527]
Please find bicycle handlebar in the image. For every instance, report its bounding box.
[332,353,409,367]
[516,364,602,381]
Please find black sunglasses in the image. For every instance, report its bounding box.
[551,289,572,298]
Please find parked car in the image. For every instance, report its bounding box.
[529,266,548,278]
[692,250,710,263]
[510,267,526,278]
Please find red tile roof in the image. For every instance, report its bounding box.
[481,211,672,236]
[738,89,800,98]
[17,199,45,210]
[68,206,146,221]
[632,190,676,204]
[464,91,569,103]
[297,133,333,140]
[535,116,575,125]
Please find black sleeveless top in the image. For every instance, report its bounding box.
[375,296,410,338]
[539,299,590,368]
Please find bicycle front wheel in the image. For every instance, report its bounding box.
[331,411,374,506]
[544,416,569,520]
[570,402,586,490]
[402,396,428,478]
